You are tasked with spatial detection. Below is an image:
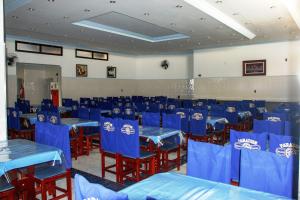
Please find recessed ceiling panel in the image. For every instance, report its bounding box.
[89,11,177,37]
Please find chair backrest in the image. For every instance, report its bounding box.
[78,107,90,120]
[187,140,231,184]
[100,118,118,153]
[162,113,181,130]
[190,109,208,136]
[230,130,268,181]
[36,111,48,122]
[175,108,189,133]
[182,100,193,108]
[269,133,298,158]
[89,108,101,121]
[263,112,288,122]
[240,149,296,198]
[225,109,238,124]
[253,119,285,135]
[48,111,61,125]
[142,112,160,127]
[123,107,135,120]
[35,122,71,169]
[210,105,226,117]
[111,107,123,118]
[117,119,140,158]
[254,100,266,108]
[148,103,160,113]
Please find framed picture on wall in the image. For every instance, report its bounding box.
[243,59,266,76]
[76,64,88,77]
[107,66,116,78]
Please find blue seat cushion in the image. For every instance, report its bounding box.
[34,166,66,180]
[0,177,14,192]
[160,142,178,151]
[75,174,128,200]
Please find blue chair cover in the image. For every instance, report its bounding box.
[162,113,181,130]
[142,112,160,127]
[190,110,208,137]
[7,107,14,129]
[11,108,21,130]
[36,111,48,122]
[225,109,238,124]
[175,108,189,133]
[112,107,123,119]
[187,140,231,184]
[78,107,90,120]
[240,149,296,198]
[116,120,140,158]
[253,119,285,135]
[166,104,177,114]
[89,108,101,121]
[182,100,193,108]
[123,108,135,120]
[74,174,128,200]
[269,133,298,158]
[48,111,61,125]
[148,103,160,113]
[35,122,71,169]
[100,118,118,153]
[254,100,266,107]
[230,130,268,181]
[263,112,288,122]
[71,101,79,117]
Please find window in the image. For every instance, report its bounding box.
[75,49,108,61]
[15,41,63,56]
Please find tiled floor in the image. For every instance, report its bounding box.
[53,149,187,200]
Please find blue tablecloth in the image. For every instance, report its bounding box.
[100,110,111,114]
[20,113,37,125]
[120,172,290,200]
[61,118,99,130]
[0,139,63,176]
[139,126,181,145]
[206,116,228,128]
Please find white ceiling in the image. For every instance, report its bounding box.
[4,0,300,54]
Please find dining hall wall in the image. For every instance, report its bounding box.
[5,39,137,106]
[192,40,300,102]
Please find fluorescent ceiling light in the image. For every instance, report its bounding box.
[281,0,300,29]
[73,20,189,42]
[183,0,256,39]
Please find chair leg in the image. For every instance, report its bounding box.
[177,146,181,171]
[136,159,140,182]
[101,153,105,178]
[66,170,72,200]
[41,183,47,200]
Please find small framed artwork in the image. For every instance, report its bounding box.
[76,64,88,77]
[107,66,116,78]
[243,60,266,76]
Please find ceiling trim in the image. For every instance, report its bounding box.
[183,0,256,39]
[73,20,189,42]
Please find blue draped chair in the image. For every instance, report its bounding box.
[263,112,288,122]
[34,122,72,200]
[269,133,298,158]
[123,107,135,120]
[160,113,181,171]
[142,112,160,127]
[253,119,285,135]
[187,140,231,184]
[48,111,61,125]
[240,149,296,198]
[100,118,120,182]
[230,130,268,182]
[112,107,123,119]
[78,107,90,120]
[10,108,34,140]
[71,101,79,118]
[189,109,209,142]
[117,119,156,183]
[148,103,160,113]
[175,108,190,134]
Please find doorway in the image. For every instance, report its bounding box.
[16,63,62,106]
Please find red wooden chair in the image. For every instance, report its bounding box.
[0,176,15,200]
[118,120,156,184]
[33,164,72,200]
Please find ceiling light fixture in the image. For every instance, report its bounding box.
[176,5,183,8]
[12,16,19,19]
[200,17,206,21]
[84,9,91,12]
[63,16,69,19]
[144,12,150,16]
[110,0,116,3]
[183,0,256,39]
[27,7,35,12]
[281,0,300,29]
[270,5,276,9]
[215,0,222,4]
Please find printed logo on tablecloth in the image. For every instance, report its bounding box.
[121,124,135,135]
[103,122,115,132]
[226,107,236,113]
[234,138,261,150]
[196,102,203,107]
[125,108,133,115]
[275,143,299,158]
[267,117,281,122]
[176,112,186,119]
[192,113,203,120]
